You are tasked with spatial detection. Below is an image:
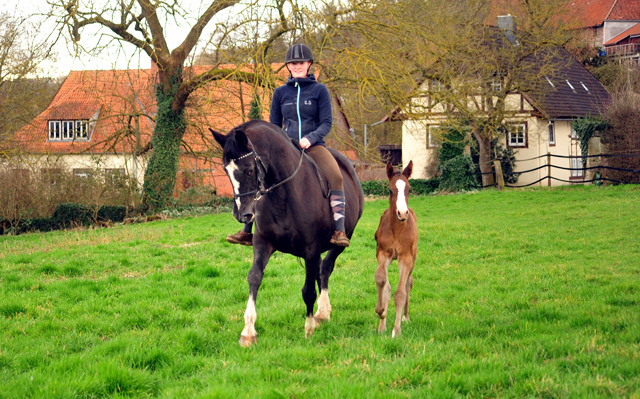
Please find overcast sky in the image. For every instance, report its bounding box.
[2,0,238,77]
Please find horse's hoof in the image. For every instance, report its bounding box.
[305,317,317,338]
[239,334,257,347]
[402,315,410,323]
[392,328,401,338]
[313,311,330,324]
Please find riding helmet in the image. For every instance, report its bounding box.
[285,44,313,64]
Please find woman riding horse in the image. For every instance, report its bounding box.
[226,43,351,248]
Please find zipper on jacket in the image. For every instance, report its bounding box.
[295,82,302,141]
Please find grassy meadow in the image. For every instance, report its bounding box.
[0,185,639,398]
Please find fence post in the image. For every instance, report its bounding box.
[547,152,551,187]
[494,160,505,190]
[601,153,607,186]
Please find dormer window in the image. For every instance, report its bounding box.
[48,120,90,141]
[431,80,445,91]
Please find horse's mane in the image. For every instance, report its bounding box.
[224,120,300,161]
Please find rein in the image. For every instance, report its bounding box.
[230,137,306,202]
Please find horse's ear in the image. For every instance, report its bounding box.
[210,128,227,147]
[386,163,395,180]
[234,130,250,151]
[402,160,413,179]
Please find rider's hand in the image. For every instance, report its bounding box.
[299,137,311,149]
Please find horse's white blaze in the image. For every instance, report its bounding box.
[225,161,242,209]
[241,297,257,338]
[395,180,409,215]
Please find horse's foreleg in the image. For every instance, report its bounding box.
[239,245,274,348]
[303,255,321,338]
[315,247,344,323]
[375,251,392,334]
[392,255,414,338]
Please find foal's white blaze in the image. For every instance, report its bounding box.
[395,180,409,219]
[225,161,242,209]
[241,297,257,339]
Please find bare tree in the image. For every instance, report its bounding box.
[0,12,59,153]
[47,0,299,209]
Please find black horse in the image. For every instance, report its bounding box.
[210,120,364,347]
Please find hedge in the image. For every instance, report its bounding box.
[361,178,440,196]
[2,203,129,235]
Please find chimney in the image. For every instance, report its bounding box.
[497,15,518,46]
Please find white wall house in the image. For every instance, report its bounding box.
[401,46,611,187]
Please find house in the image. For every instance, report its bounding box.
[569,0,640,57]
[401,24,612,187]
[8,63,357,198]
[603,22,640,64]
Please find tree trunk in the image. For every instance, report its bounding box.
[142,74,186,210]
[474,131,495,188]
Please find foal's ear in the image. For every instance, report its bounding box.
[402,160,413,179]
[386,163,395,180]
[209,128,227,147]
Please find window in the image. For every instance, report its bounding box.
[41,168,62,185]
[48,121,61,140]
[427,125,441,148]
[571,125,578,139]
[76,120,88,139]
[507,123,527,147]
[105,168,125,186]
[548,122,555,146]
[48,120,89,141]
[431,80,445,91]
[491,77,502,92]
[570,156,584,178]
[62,121,74,140]
[73,169,94,180]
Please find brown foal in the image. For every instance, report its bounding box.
[374,161,418,337]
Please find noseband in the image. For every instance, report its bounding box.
[229,137,306,202]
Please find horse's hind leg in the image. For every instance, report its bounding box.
[239,245,274,348]
[392,255,414,338]
[403,269,414,323]
[375,251,392,334]
[315,246,344,323]
[303,254,321,338]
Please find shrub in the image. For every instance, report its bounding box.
[439,155,478,191]
[361,180,390,196]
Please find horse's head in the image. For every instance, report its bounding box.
[210,127,265,224]
[386,161,413,222]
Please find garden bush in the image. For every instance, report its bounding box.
[439,155,478,191]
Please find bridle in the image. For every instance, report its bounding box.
[229,137,306,203]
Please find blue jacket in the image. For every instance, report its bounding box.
[270,74,333,147]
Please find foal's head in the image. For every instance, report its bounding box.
[386,161,413,222]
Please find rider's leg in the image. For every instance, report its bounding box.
[227,222,253,246]
[306,146,350,247]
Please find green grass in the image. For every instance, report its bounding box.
[0,185,639,398]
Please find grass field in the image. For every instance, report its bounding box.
[1,185,639,398]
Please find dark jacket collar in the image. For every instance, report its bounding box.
[286,74,317,86]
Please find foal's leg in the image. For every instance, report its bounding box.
[403,268,414,322]
[303,254,321,338]
[239,244,275,348]
[392,254,414,338]
[315,246,345,323]
[374,250,393,334]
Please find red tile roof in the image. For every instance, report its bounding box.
[12,65,286,155]
[604,22,640,44]
[568,0,640,28]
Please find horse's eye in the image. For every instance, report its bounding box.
[247,170,252,176]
